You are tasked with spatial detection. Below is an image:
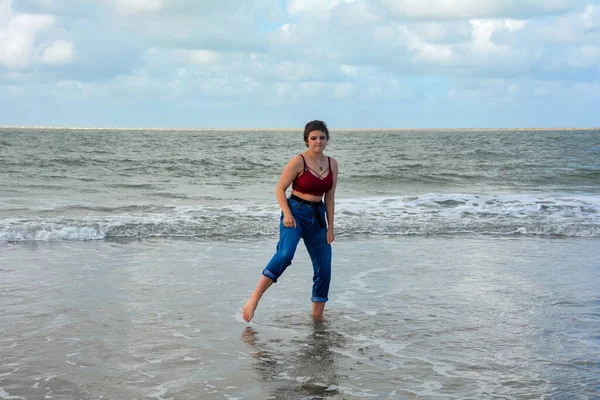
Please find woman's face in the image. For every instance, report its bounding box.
[306,130,328,151]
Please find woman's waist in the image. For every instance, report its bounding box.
[290,191,323,205]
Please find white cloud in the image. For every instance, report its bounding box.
[242,76,258,92]
[187,50,220,64]
[37,39,74,65]
[340,65,357,77]
[568,44,600,68]
[470,19,509,54]
[372,25,395,42]
[406,21,472,44]
[287,0,355,18]
[0,0,10,20]
[582,4,600,31]
[110,0,164,15]
[504,19,527,32]
[331,1,380,26]
[377,0,584,20]
[104,2,269,54]
[38,0,59,9]
[54,79,84,95]
[2,0,599,128]
[0,0,55,69]
[273,23,304,46]
[413,41,454,64]
[274,61,317,81]
[404,26,455,63]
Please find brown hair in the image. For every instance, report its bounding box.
[303,120,330,147]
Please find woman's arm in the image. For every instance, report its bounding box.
[276,155,303,228]
[324,157,338,244]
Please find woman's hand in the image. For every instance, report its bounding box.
[283,212,296,228]
[326,228,335,244]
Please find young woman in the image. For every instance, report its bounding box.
[242,120,338,322]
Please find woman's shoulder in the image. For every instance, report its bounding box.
[291,153,305,163]
[285,154,305,170]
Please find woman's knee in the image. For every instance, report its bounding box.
[275,248,295,265]
[315,265,331,282]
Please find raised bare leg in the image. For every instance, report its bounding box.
[242,275,273,322]
[312,301,326,320]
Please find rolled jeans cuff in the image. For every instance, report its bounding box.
[262,269,277,283]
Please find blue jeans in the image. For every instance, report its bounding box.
[262,197,332,302]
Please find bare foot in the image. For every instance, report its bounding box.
[312,313,324,322]
[242,297,259,322]
[312,301,325,320]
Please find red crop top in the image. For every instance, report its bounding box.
[292,154,333,196]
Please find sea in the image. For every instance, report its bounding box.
[0,127,599,399]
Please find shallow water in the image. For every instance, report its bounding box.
[1,236,598,399]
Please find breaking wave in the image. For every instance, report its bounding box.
[2,194,599,242]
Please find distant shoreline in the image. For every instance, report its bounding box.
[0,126,598,132]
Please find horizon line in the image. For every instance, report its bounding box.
[1,125,598,131]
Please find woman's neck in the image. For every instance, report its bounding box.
[304,150,325,159]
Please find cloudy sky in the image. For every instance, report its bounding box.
[1,0,599,128]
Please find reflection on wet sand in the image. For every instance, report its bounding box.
[242,318,346,399]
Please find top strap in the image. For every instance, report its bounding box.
[299,154,307,171]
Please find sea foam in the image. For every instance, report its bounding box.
[1,194,598,241]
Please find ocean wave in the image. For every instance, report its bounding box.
[1,194,599,242]
[344,166,600,190]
